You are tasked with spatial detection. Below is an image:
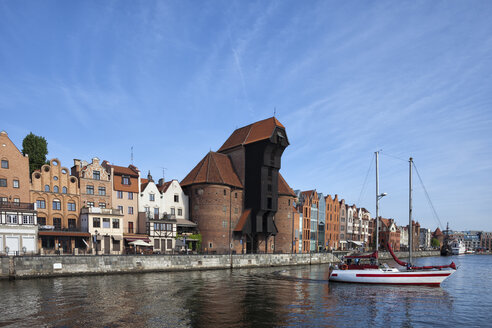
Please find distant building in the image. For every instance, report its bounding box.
[479,231,492,251]
[339,200,347,250]
[419,228,431,249]
[0,131,38,255]
[379,217,400,251]
[325,194,340,250]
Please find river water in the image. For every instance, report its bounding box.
[0,255,490,327]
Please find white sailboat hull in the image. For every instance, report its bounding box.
[329,268,455,286]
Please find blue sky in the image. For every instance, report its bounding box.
[1,1,491,231]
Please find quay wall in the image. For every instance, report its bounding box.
[0,252,339,280]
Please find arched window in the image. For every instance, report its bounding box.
[44,185,50,192]
[53,186,59,193]
[62,187,67,194]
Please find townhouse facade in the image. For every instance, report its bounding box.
[31,158,88,254]
[379,217,401,251]
[0,131,38,255]
[325,194,340,250]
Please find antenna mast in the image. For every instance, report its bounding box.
[131,146,134,165]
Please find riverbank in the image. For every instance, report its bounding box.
[1,252,339,280]
[0,250,447,280]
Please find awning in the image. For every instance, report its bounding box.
[339,241,347,244]
[349,240,363,246]
[112,235,123,241]
[175,218,197,227]
[129,240,152,247]
[124,236,151,243]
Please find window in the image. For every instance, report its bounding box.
[235,192,237,199]
[38,217,46,226]
[166,223,172,231]
[223,190,226,196]
[44,185,50,192]
[149,194,155,201]
[0,179,6,187]
[222,220,227,228]
[68,219,76,230]
[13,179,19,188]
[267,197,272,209]
[128,206,133,214]
[174,194,179,202]
[128,192,133,200]
[167,239,172,250]
[36,199,46,209]
[93,217,100,228]
[52,199,61,210]
[53,218,61,230]
[53,176,58,181]
[99,203,106,208]
[93,170,100,180]
[117,205,123,213]
[68,202,76,211]
[222,206,226,213]
[0,197,6,202]
[7,214,17,224]
[288,199,291,206]
[178,208,182,216]
[103,218,110,228]
[234,208,238,214]
[86,185,94,195]
[154,239,160,249]
[128,222,134,233]
[209,242,213,249]
[171,208,175,215]
[154,223,160,231]
[98,187,106,196]
[53,186,59,193]
[1,160,8,169]
[122,176,130,185]
[117,191,123,199]
[62,187,67,194]
[145,206,150,213]
[154,207,159,216]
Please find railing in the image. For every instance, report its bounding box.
[0,201,35,210]
[81,207,122,215]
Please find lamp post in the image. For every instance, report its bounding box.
[94,229,99,255]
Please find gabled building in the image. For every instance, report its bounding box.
[73,158,123,254]
[0,131,38,255]
[339,199,347,250]
[325,194,339,250]
[296,190,318,252]
[102,162,143,249]
[379,217,400,251]
[31,158,88,254]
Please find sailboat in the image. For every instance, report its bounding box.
[329,152,456,286]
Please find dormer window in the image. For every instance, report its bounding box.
[122,176,130,185]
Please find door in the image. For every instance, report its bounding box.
[6,236,19,255]
[22,236,36,253]
[104,236,110,254]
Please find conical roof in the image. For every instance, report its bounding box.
[181,152,243,188]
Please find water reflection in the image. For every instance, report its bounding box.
[0,255,490,327]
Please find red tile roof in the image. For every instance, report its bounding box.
[108,164,140,177]
[234,209,251,232]
[181,152,243,188]
[278,173,296,197]
[140,178,149,192]
[157,181,172,193]
[218,117,285,152]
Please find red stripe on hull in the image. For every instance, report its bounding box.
[331,280,442,286]
[355,273,451,278]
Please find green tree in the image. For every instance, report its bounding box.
[431,237,440,248]
[22,132,48,175]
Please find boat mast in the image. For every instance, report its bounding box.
[409,157,413,266]
[375,151,380,261]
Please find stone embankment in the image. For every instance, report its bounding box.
[0,253,339,280]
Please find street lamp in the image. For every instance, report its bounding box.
[94,229,99,255]
[378,192,388,200]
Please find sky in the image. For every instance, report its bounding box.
[1,0,491,232]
